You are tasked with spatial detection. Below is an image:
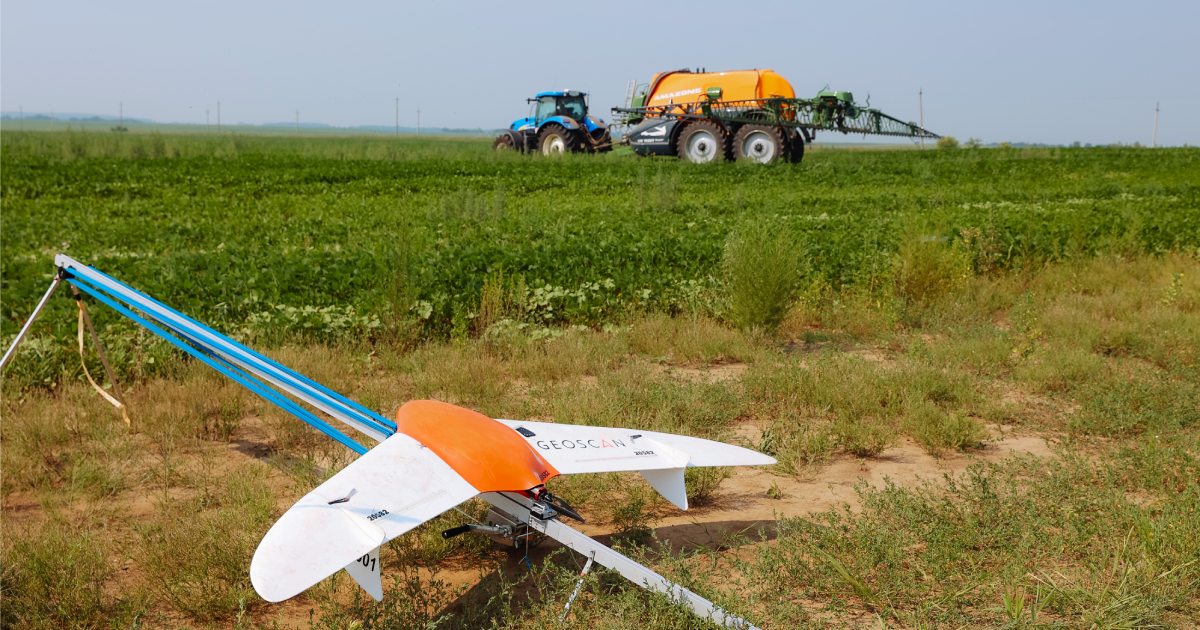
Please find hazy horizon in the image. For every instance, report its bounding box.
[3,0,1197,146]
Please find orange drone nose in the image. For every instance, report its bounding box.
[395,400,559,492]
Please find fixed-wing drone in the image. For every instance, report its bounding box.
[2,256,775,629]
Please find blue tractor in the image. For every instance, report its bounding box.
[493,90,612,155]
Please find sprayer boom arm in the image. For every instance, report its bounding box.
[614,96,938,139]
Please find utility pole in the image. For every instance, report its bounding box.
[296,109,300,134]
[919,88,924,150]
[395,97,399,136]
[206,109,210,132]
[19,105,23,130]
[417,108,420,136]
[217,101,221,133]
[119,102,123,126]
[1152,102,1159,148]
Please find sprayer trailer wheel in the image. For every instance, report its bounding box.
[733,125,785,164]
[538,124,581,156]
[676,120,727,164]
[787,130,805,164]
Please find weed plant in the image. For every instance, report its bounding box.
[134,464,275,621]
[722,216,803,330]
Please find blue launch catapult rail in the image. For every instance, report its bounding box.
[1,255,395,455]
[0,257,767,630]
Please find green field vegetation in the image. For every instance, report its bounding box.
[1,132,1198,629]
[3,131,1197,388]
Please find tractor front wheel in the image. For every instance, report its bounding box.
[733,125,785,164]
[538,124,581,156]
[676,120,726,164]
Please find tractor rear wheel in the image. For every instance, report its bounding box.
[787,130,805,164]
[676,120,726,164]
[493,134,519,152]
[538,124,580,156]
[733,125,785,164]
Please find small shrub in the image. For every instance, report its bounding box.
[903,401,987,456]
[758,420,838,475]
[936,136,959,150]
[894,235,971,306]
[609,494,657,547]
[685,466,732,505]
[835,417,896,457]
[723,218,802,331]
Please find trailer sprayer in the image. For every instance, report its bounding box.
[612,69,940,164]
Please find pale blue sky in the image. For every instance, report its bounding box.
[2,0,1197,145]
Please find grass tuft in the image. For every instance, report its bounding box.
[134,463,275,621]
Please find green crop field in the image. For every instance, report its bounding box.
[2,131,1198,629]
[3,131,1197,383]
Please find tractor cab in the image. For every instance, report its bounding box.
[533,92,587,124]
[494,90,611,155]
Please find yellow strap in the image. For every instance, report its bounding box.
[77,301,131,426]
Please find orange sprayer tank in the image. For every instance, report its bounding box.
[644,69,795,105]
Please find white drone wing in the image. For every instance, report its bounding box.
[250,432,478,602]
[495,419,773,510]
